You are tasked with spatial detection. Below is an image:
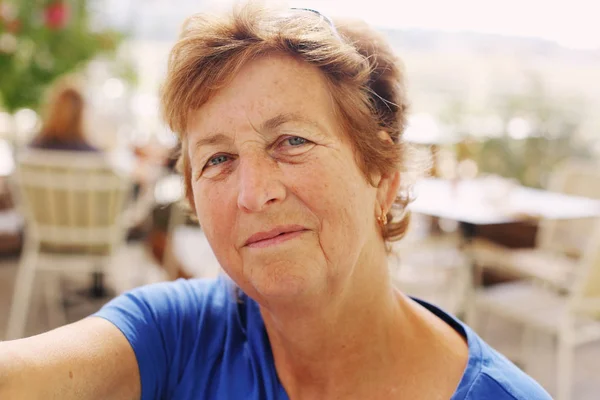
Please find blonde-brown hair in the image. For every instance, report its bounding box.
[161,3,411,241]
[35,83,86,144]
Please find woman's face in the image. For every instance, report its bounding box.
[187,54,388,303]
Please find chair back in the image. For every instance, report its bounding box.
[569,222,600,318]
[537,160,600,257]
[12,149,131,253]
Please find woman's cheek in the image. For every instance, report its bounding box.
[193,182,236,259]
[193,181,225,229]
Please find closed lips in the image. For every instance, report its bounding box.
[244,225,307,246]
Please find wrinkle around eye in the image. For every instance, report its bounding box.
[275,136,316,157]
[195,153,237,180]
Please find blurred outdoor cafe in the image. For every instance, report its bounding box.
[1,0,600,398]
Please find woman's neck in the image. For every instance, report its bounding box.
[258,241,469,400]
[259,245,412,399]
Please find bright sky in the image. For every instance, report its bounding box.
[286,0,600,50]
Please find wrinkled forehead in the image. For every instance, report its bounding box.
[185,53,337,140]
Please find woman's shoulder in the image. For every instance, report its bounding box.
[455,325,552,400]
[93,276,246,399]
[413,300,551,400]
[95,276,234,330]
[93,276,240,364]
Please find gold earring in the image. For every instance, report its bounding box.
[377,210,388,226]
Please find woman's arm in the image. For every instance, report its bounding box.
[0,317,140,400]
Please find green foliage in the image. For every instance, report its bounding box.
[442,73,593,188]
[478,76,591,187]
[475,135,591,188]
[0,0,125,112]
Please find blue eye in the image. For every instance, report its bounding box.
[207,154,230,166]
[286,136,307,146]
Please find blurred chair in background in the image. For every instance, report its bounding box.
[536,160,600,258]
[473,223,600,400]
[5,150,131,339]
[0,144,22,254]
[470,160,600,292]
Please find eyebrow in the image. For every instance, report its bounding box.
[191,112,324,158]
[260,112,322,132]
[192,133,231,153]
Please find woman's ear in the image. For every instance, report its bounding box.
[375,130,400,212]
[377,170,401,213]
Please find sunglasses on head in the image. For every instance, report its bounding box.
[289,7,341,39]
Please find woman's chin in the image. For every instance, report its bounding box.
[249,268,323,303]
[241,246,326,301]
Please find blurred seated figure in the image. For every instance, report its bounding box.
[30,82,98,152]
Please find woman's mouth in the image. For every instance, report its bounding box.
[245,225,307,248]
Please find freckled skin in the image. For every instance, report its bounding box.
[186,54,383,306]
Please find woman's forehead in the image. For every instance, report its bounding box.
[187,54,335,137]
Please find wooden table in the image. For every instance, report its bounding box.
[409,177,600,226]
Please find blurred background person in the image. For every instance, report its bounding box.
[30,82,99,152]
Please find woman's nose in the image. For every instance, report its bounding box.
[236,153,286,212]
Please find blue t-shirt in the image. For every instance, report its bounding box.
[94,276,551,399]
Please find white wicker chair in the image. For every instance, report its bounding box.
[5,149,131,339]
[474,223,600,400]
[470,160,600,291]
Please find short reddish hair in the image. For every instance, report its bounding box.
[161,3,411,241]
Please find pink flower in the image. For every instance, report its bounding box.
[44,2,70,30]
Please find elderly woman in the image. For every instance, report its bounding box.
[0,4,550,400]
